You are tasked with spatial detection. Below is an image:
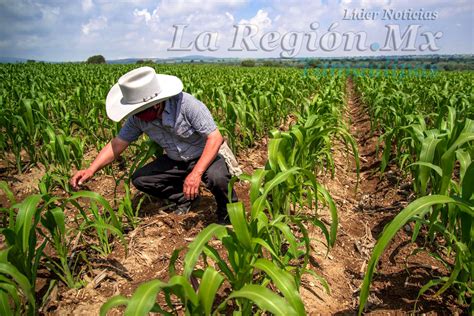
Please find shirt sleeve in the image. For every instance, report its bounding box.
[182,94,217,136]
[117,116,143,143]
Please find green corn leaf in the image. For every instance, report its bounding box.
[100,295,128,316]
[0,262,35,312]
[414,278,446,313]
[168,248,183,277]
[439,129,474,195]
[69,191,122,230]
[417,136,442,194]
[455,149,471,184]
[227,202,252,251]
[87,222,127,254]
[14,194,42,254]
[203,246,234,281]
[268,138,285,171]
[0,282,21,309]
[48,207,66,236]
[252,167,300,219]
[246,170,267,205]
[461,163,474,201]
[380,130,393,173]
[254,259,305,315]
[183,224,227,279]
[0,181,16,205]
[228,284,297,316]
[316,184,338,247]
[70,191,113,212]
[162,275,199,307]
[124,280,164,316]
[0,291,13,316]
[358,195,469,315]
[409,162,443,177]
[21,99,34,135]
[434,243,465,296]
[251,237,280,262]
[302,268,330,295]
[273,222,299,258]
[198,267,224,315]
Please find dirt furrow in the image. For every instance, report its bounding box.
[301,78,460,315]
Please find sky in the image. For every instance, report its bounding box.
[0,0,472,61]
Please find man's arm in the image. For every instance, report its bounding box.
[183,129,223,200]
[70,137,130,189]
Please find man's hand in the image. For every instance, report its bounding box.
[184,129,223,200]
[183,171,202,200]
[70,137,130,190]
[70,169,94,189]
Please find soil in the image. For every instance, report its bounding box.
[0,79,468,315]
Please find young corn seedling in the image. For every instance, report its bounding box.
[0,194,59,315]
[39,206,84,289]
[0,249,36,316]
[68,191,127,257]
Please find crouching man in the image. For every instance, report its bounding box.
[70,67,239,224]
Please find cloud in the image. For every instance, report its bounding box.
[81,16,107,35]
[133,8,153,24]
[225,12,235,22]
[82,0,94,12]
[155,0,247,17]
[238,9,272,32]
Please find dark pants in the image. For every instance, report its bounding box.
[131,154,238,217]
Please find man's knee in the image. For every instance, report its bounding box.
[131,167,152,190]
[206,172,229,191]
[131,173,144,190]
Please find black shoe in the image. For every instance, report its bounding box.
[174,197,201,215]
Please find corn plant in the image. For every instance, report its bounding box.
[116,184,143,229]
[100,267,225,316]
[38,170,74,196]
[68,191,126,257]
[0,181,16,228]
[358,194,473,314]
[0,195,53,314]
[0,249,36,315]
[39,207,84,288]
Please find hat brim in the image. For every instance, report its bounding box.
[106,74,183,122]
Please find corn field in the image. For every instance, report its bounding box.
[0,64,472,315]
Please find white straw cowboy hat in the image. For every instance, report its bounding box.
[106,66,183,122]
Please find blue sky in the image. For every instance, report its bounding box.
[0,0,472,61]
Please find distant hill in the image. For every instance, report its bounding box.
[0,55,220,64]
[107,55,219,64]
[107,58,144,64]
[172,55,218,61]
[0,56,29,63]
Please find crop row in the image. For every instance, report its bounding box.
[354,72,473,313]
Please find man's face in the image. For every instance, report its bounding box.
[135,101,165,122]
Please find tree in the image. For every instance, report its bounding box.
[86,55,106,64]
[241,59,256,67]
[136,59,154,65]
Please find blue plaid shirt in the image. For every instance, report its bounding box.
[117,92,217,161]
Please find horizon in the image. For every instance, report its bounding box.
[2,53,474,64]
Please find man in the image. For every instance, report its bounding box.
[70,67,239,224]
